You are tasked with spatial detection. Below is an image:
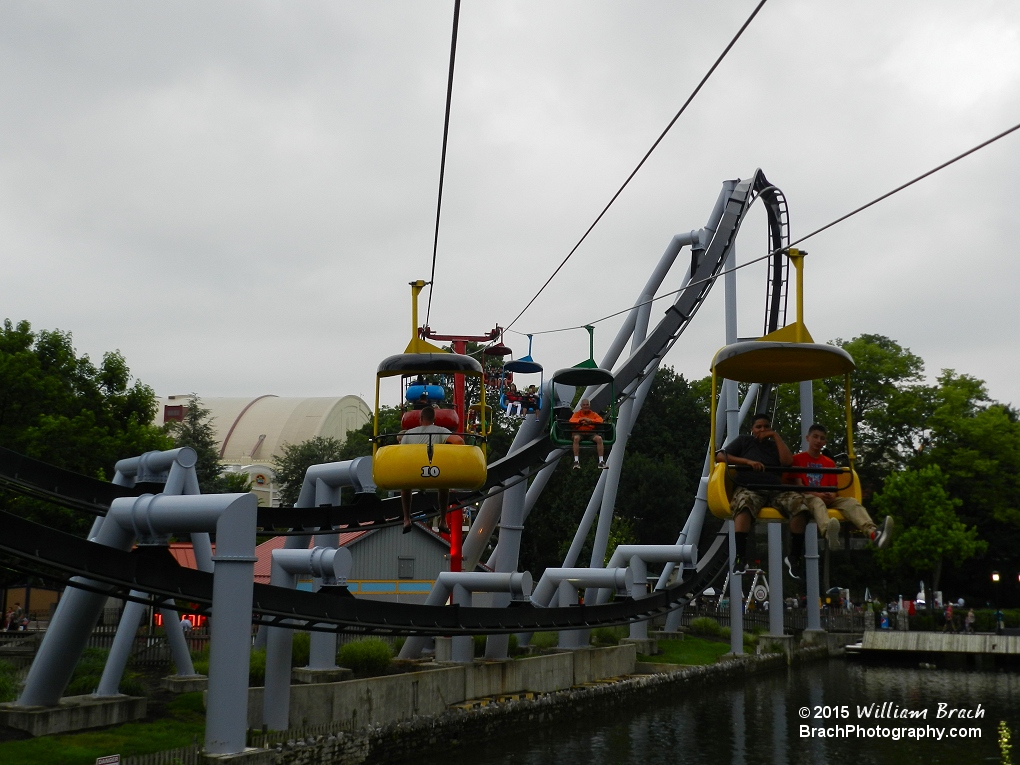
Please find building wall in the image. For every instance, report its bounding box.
[347,525,450,604]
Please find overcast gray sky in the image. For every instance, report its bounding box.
[2,1,1018,411]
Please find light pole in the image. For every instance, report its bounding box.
[992,571,1002,634]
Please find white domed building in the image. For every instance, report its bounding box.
[156,394,371,506]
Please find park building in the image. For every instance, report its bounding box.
[155,394,371,507]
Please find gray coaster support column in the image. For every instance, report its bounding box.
[805,522,822,632]
[728,521,743,655]
[398,572,531,660]
[767,523,784,636]
[263,546,352,730]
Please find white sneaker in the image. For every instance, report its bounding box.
[870,516,894,549]
[826,517,842,551]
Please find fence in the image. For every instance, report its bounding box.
[123,741,202,765]
[247,720,357,750]
[679,605,866,633]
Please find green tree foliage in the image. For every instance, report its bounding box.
[166,395,223,493]
[0,319,170,533]
[872,465,985,601]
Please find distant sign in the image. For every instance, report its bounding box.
[96,756,120,765]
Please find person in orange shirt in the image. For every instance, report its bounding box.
[569,398,607,470]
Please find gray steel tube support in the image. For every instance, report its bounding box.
[397,572,531,660]
[728,522,743,655]
[95,599,147,696]
[113,447,197,486]
[201,496,259,755]
[263,546,352,730]
[462,405,547,570]
[96,596,195,697]
[768,523,785,636]
[805,522,822,631]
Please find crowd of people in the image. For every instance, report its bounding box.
[4,602,29,631]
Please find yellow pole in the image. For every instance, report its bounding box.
[409,280,426,343]
[844,372,856,466]
[788,248,806,342]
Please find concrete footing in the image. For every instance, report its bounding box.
[162,674,208,693]
[621,638,658,656]
[756,634,795,661]
[291,667,353,684]
[0,694,146,736]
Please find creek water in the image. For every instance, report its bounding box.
[425,660,1020,765]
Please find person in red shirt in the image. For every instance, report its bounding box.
[784,423,893,578]
[569,398,607,470]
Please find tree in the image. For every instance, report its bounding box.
[0,319,171,534]
[872,464,985,603]
[166,395,224,493]
[270,436,348,507]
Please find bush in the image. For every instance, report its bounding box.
[590,626,624,646]
[191,645,265,686]
[248,649,266,686]
[530,632,559,649]
[0,661,19,703]
[338,639,392,674]
[689,617,723,637]
[291,632,310,667]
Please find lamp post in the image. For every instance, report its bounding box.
[992,571,1002,634]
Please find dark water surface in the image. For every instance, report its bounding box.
[424,661,1020,765]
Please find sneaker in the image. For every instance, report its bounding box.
[825,517,842,551]
[870,516,894,549]
[572,462,580,471]
[732,554,746,574]
[598,461,609,470]
[784,555,802,580]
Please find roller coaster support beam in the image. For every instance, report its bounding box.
[662,381,759,601]
[397,572,532,661]
[264,546,353,731]
[482,412,546,658]
[805,522,822,634]
[97,448,205,697]
[728,521,744,655]
[17,492,257,756]
[534,568,631,649]
[266,458,374,660]
[799,381,825,638]
[596,545,697,640]
[767,523,785,636]
[462,397,550,572]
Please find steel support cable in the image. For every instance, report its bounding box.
[502,0,770,334]
[425,0,462,329]
[508,119,1020,338]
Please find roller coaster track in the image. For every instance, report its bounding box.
[0,170,788,634]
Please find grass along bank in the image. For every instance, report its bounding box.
[0,692,205,765]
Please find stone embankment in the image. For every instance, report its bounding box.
[232,645,828,765]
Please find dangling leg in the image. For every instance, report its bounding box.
[437,489,451,534]
[400,490,413,533]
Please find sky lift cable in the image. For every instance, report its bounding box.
[501,0,770,335]
[425,0,462,330]
[507,118,1020,338]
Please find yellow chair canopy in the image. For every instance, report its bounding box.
[712,341,855,384]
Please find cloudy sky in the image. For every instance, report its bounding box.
[2,1,1018,411]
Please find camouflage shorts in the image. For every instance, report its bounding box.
[731,487,805,519]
